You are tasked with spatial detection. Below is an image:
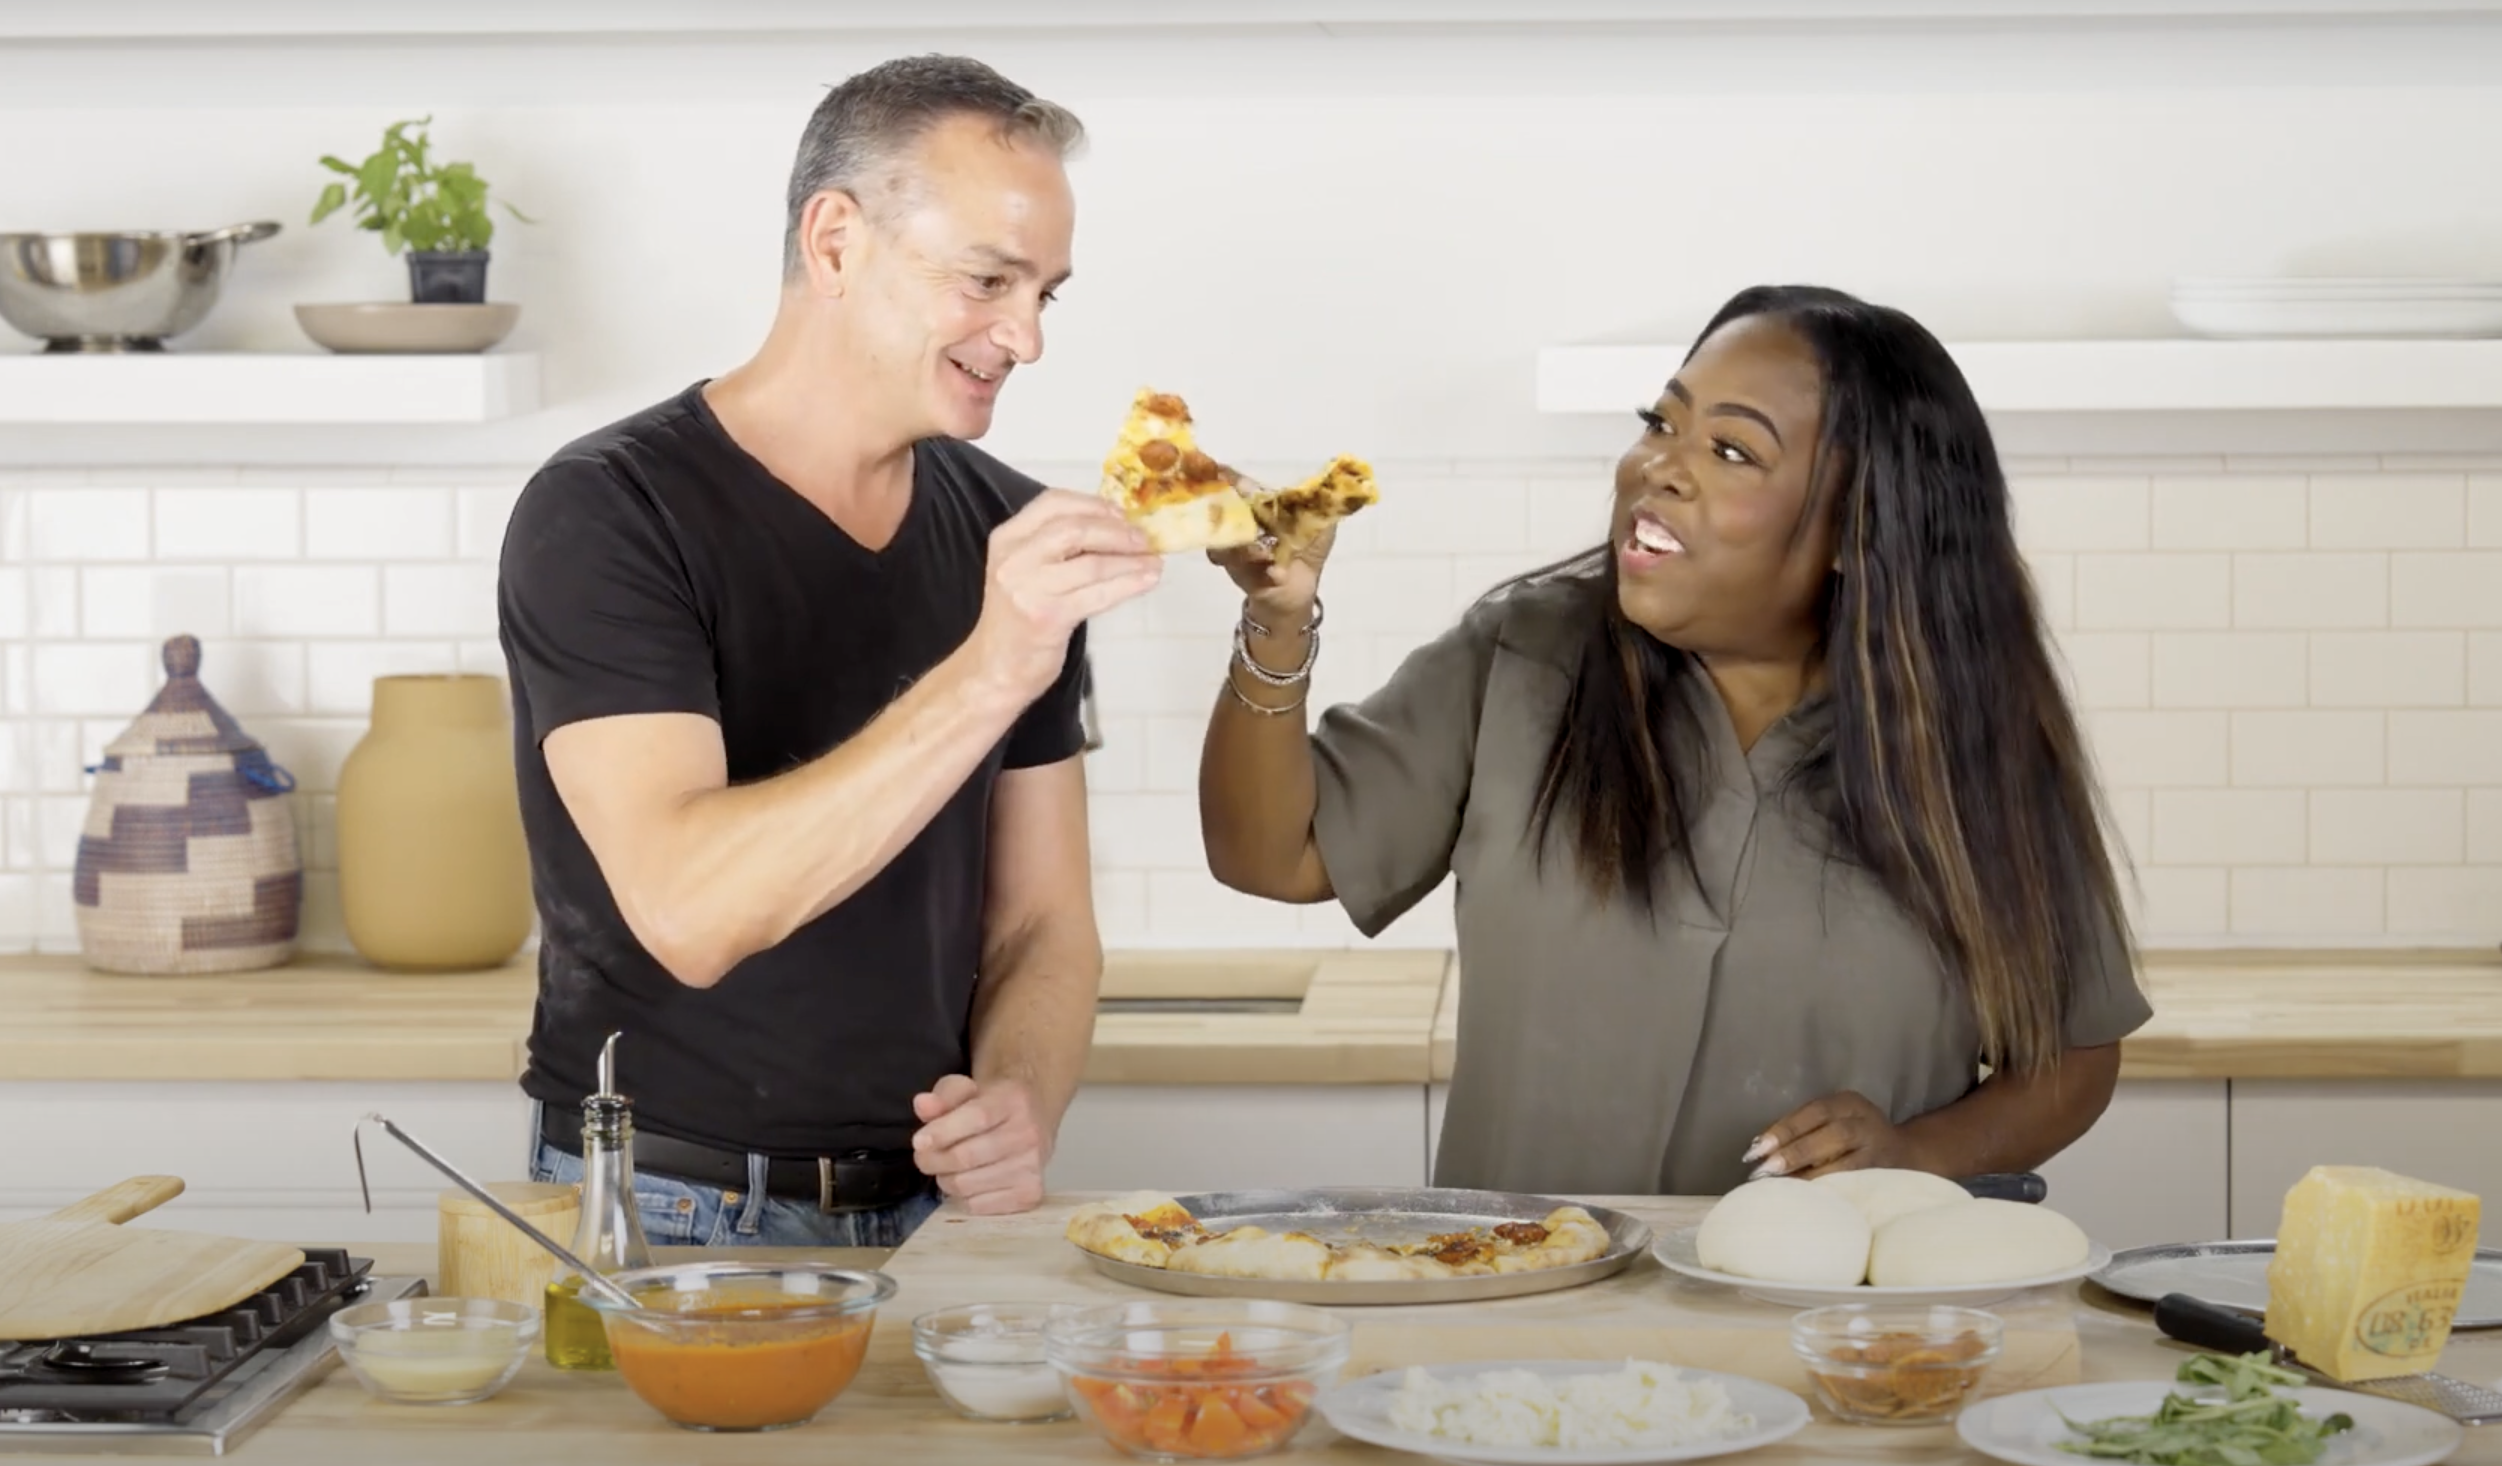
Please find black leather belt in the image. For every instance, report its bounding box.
[537,1103,932,1214]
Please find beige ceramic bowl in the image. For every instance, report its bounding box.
[294,301,519,354]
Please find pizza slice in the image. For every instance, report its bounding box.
[1101,388,1263,554]
[1242,454,1379,567]
[1163,1226,1333,1282]
[1064,1190,1208,1267]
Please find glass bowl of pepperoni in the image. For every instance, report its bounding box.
[1044,1299,1351,1460]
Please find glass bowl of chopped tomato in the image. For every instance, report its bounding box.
[1043,1299,1351,1460]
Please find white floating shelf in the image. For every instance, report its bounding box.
[0,351,541,425]
[1536,339,2502,416]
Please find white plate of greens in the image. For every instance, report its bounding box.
[1957,1353,2464,1466]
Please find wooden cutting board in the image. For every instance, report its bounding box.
[0,1176,307,1341]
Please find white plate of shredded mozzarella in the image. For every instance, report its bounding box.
[1314,1359,1810,1465]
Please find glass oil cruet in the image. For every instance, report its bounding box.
[542,1030,653,1370]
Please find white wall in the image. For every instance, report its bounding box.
[2,6,2499,954]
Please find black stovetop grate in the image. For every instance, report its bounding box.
[0,1249,373,1417]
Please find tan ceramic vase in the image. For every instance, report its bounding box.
[335,674,533,971]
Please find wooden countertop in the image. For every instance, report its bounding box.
[5,943,2497,1086]
[13,1196,2492,1466]
[0,948,1448,1086]
[1430,946,2502,1083]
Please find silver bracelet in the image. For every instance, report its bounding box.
[1233,617,1319,687]
[1224,674,1308,717]
[1240,597,1324,640]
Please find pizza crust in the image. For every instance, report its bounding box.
[1245,454,1379,565]
[1163,1226,1333,1281]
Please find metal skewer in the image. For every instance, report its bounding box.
[352,1111,641,1312]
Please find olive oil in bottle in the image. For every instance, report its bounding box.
[544,1031,653,1371]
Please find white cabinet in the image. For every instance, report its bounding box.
[1049,1084,1432,1194]
[2226,1080,2502,1242]
[0,1080,531,1244]
[2035,1079,2230,1251]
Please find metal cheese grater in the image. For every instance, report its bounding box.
[2155,1292,2502,1425]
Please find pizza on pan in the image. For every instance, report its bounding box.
[1065,1191,1612,1283]
[1098,388,1378,560]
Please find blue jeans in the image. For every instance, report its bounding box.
[524,1100,941,1249]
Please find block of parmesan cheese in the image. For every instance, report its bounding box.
[2262,1164,2481,1382]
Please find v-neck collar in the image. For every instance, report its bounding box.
[1676,655,1834,796]
[678,380,930,566]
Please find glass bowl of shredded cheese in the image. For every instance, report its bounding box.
[1044,1299,1350,1460]
[1790,1303,2002,1425]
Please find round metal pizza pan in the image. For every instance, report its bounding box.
[1073,1186,1654,1306]
[2087,1239,2502,1329]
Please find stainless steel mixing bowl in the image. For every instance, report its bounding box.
[0,221,280,352]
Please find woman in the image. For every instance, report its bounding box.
[1200,284,2149,1196]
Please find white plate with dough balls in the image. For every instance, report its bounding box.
[1653,1172,2113,1308]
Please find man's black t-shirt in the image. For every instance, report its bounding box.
[496,381,1086,1156]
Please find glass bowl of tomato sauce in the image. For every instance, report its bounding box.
[1044,1299,1350,1461]
[584,1261,896,1432]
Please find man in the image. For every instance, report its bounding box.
[495,54,1160,1247]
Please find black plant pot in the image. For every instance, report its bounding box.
[407,250,490,305]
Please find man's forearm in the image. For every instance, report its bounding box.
[1900,1043,2123,1177]
[630,649,1032,985]
[967,912,1104,1137]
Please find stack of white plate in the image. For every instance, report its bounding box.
[2168,277,2502,339]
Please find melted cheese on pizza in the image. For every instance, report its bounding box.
[1100,386,1262,552]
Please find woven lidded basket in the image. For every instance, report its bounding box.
[72,635,303,974]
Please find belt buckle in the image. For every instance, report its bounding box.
[817,1156,836,1213]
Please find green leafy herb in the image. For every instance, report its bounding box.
[310,116,532,256]
[2055,1351,2355,1465]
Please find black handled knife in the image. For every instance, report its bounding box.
[1957,1173,2047,1204]
[2153,1291,2502,1425]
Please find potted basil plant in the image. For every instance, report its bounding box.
[310,116,531,304]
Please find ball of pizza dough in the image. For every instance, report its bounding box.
[1694,1177,1872,1286]
[1867,1199,2092,1287]
[1812,1168,1974,1232]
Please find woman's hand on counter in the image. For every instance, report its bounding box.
[1742,1091,1933,1181]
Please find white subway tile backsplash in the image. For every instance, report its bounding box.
[234,566,379,637]
[2307,473,2465,550]
[2088,710,2229,788]
[29,642,156,717]
[2129,866,2228,933]
[2468,790,2502,864]
[2075,554,2228,630]
[2149,632,2305,709]
[2468,475,2502,548]
[2011,476,2149,553]
[29,568,77,640]
[3,455,2500,953]
[2233,553,2387,629]
[2310,789,2464,865]
[2390,552,2502,628]
[2384,867,2502,938]
[305,489,456,561]
[154,489,301,562]
[27,490,148,561]
[2231,711,2382,787]
[2151,790,2306,865]
[2150,476,2306,551]
[2310,632,2465,708]
[381,565,498,638]
[2387,711,2502,787]
[305,642,461,716]
[2473,633,2502,706]
[2230,868,2385,937]
[78,567,230,641]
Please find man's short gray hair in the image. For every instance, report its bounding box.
[782,54,1086,276]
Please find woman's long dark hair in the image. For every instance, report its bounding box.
[1526,284,2132,1076]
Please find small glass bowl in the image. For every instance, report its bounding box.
[329,1297,538,1406]
[1790,1304,2003,1426]
[1045,1299,1351,1462]
[912,1301,1083,1423]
